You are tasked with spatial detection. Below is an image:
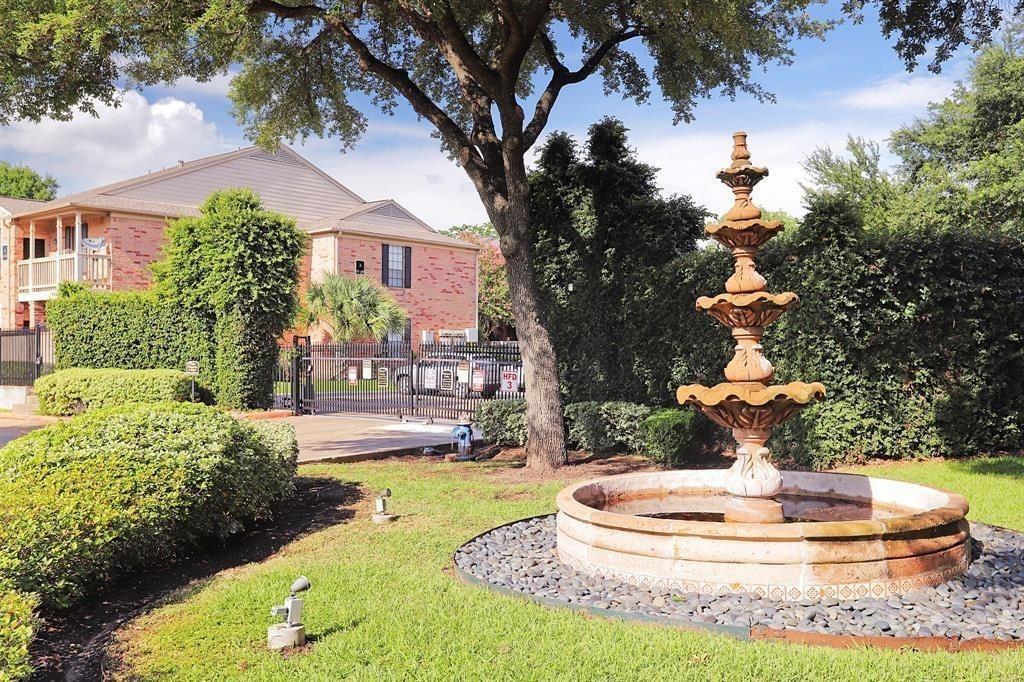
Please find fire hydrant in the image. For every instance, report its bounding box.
[452,418,474,460]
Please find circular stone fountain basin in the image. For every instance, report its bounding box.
[556,470,970,601]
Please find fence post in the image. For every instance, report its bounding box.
[33,324,42,382]
[290,335,302,416]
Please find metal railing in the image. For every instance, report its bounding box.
[17,252,112,298]
[277,339,524,420]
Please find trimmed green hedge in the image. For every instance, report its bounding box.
[0,584,35,682]
[46,286,215,389]
[640,409,705,467]
[478,401,703,465]
[476,401,527,447]
[0,403,297,609]
[35,368,195,415]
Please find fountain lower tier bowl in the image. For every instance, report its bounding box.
[556,470,970,601]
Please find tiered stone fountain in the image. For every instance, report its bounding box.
[553,133,971,600]
[676,131,824,524]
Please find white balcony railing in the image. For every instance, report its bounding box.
[17,253,112,300]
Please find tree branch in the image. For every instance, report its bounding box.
[322,14,487,179]
[523,27,643,150]
[247,0,326,19]
[497,0,550,85]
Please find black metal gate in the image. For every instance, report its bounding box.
[0,325,54,385]
[275,339,524,420]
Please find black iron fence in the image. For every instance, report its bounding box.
[275,339,525,420]
[0,325,54,386]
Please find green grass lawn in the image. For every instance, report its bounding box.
[112,457,1024,681]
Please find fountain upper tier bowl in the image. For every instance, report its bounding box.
[555,470,970,601]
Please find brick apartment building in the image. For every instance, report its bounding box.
[0,146,479,342]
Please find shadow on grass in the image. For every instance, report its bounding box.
[30,476,362,682]
[950,456,1024,479]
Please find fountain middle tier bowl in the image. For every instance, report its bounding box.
[555,470,970,601]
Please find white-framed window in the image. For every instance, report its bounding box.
[387,246,404,287]
[382,243,411,288]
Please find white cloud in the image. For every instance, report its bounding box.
[168,70,237,97]
[0,91,231,193]
[629,119,895,218]
[836,74,956,111]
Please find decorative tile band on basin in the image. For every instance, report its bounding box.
[555,470,971,601]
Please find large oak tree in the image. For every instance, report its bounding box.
[0,0,1008,468]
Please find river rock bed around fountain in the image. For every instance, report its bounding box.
[454,515,1024,642]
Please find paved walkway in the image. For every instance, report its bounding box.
[289,415,468,463]
[0,413,57,446]
[0,411,466,463]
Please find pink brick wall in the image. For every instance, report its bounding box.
[336,236,477,342]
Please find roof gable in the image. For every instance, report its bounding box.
[108,146,363,222]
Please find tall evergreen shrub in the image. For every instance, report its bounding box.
[153,189,306,409]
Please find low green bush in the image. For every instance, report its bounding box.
[481,400,657,454]
[0,403,297,609]
[476,401,527,447]
[599,402,652,453]
[640,409,704,467]
[564,402,610,452]
[0,584,36,682]
[34,368,195,415]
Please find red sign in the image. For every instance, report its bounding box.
[471,368,485,392]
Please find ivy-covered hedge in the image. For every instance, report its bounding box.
[627,196,1024,468]
[35,368,194,415]
[477,400,704,465]
[46,286,215,388]
[0,402,297,609]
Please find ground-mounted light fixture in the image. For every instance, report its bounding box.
[372,488,396,524]
[268,576,311,651]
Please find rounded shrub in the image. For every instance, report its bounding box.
[34,368,196,415]
[476,401,527,446]
[0,403,297,608]
[640,408,703,467]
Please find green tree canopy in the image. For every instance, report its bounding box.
[0,161,57,200]
[804,34,1024,235]
[304,274,408,342]
[531,117,707,403]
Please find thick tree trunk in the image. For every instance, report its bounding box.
[484,180,567,470]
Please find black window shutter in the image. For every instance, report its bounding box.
[403,246,412,288]
[381,243,389,285]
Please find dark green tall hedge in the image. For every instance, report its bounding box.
[47,286,215,387]
[631,196,1024,467]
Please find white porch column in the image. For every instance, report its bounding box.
[27,220,34,296]
[55,216,63,284]
[73,211,82,281]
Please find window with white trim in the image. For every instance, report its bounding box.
[387,246,404,287]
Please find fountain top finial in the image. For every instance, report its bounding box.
[730,131,751,168]
[717,131,768,222]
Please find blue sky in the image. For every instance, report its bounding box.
[0,5,969,228]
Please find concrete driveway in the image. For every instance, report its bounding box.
[0,414,58,447]
[288,415,467,463]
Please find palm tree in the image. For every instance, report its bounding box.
[304,274,409,342]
